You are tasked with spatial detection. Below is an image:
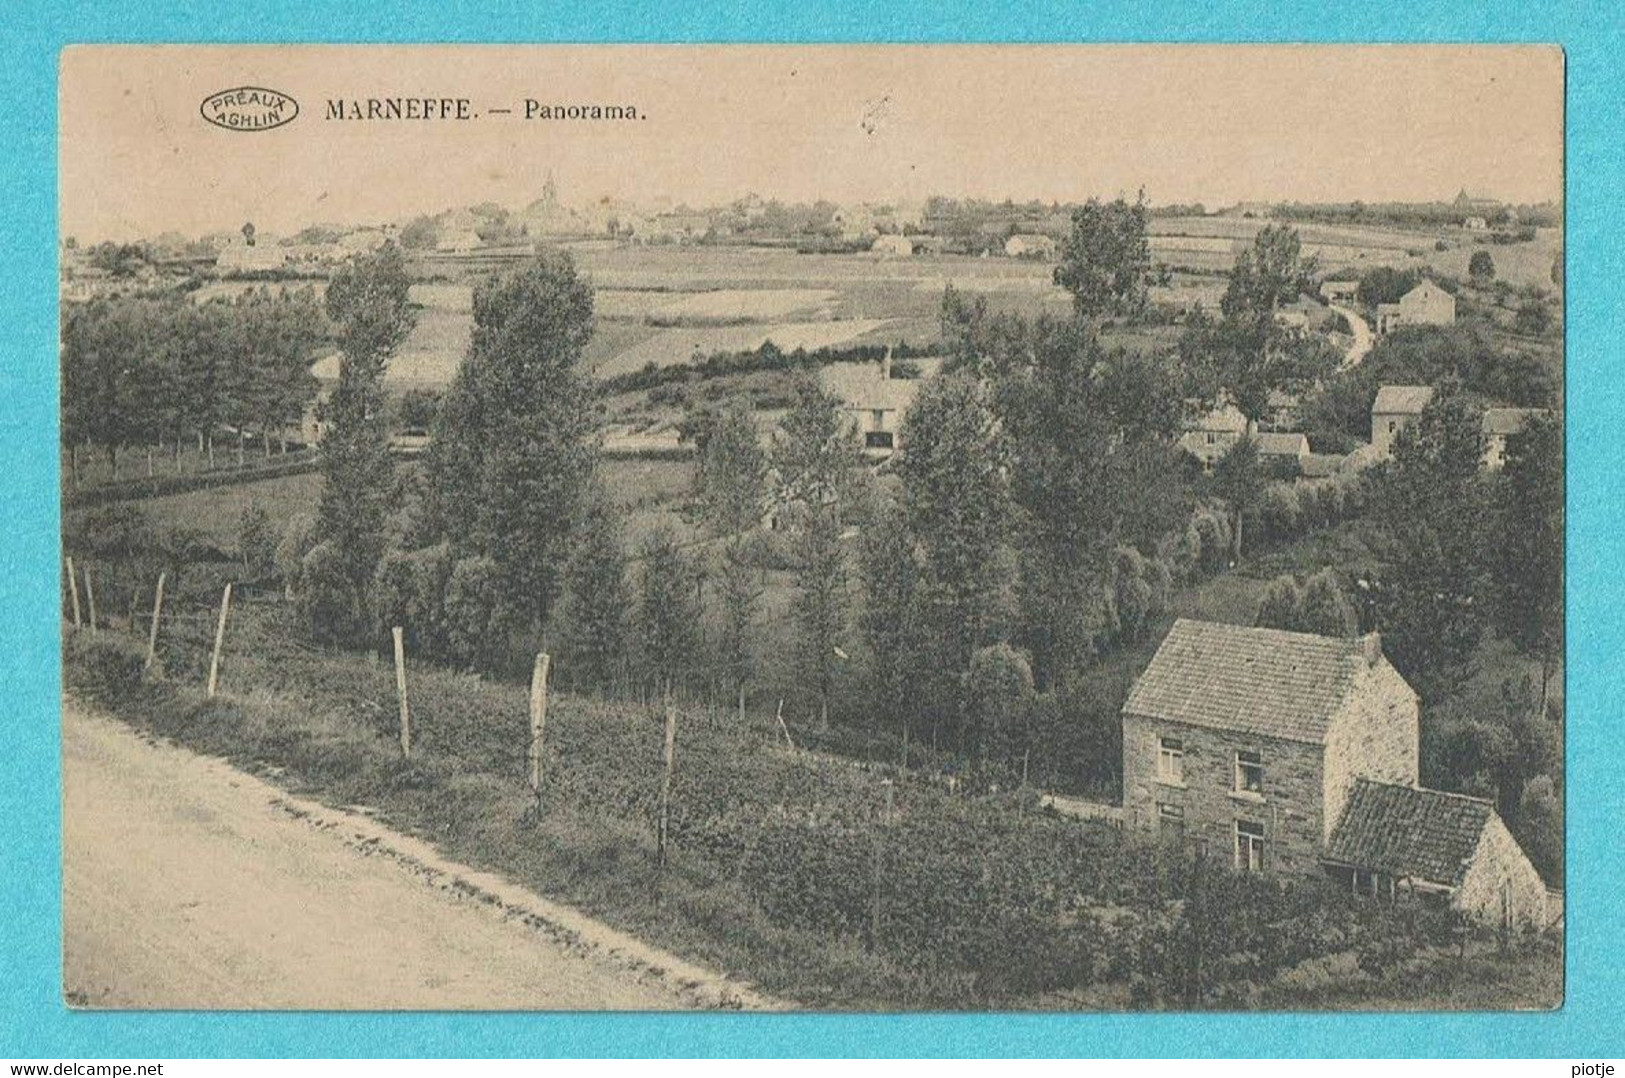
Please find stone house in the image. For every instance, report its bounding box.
[818,351,921,459]
[1004,233,1057,260]
[1122,619,1549,926]
[1371,384,1435,458]
[1178,403,1249,472]
[870,234,917,258]
[1481,407,1549,471]
[1376,280,1455,335]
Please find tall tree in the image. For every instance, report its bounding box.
[774,375,862,723]
[1052,193,1152,321]
[428,250,598,639]
[895,372,1011,747]
[696,401,769,699]
[1374,387,1489,700]
[636,526,702,694]
[859,501,919,740]
[315,243,415,639]
[1494,412,1563,705]
[559,482,633,692]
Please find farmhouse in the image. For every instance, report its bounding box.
[819,352,921,459]
[871,234,916,258]
[1122,619,1547,926]
[1481,407,1550,471]
[1319,280,1359,304]
[1371,384,1434,457]
[1254,431,1311,469]
[436,229,483,253]
[1463,216,1489,231]
[1376,280,1455,335]
[1004,234,1056,260]
[1178,403,1248,471]
[216,239,288,274]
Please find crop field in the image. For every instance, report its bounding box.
[594,320,897,378]
[645,288,839,324]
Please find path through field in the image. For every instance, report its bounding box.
[61,697,701,1010]
[1330,303,1374,369]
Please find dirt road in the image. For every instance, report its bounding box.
[1330,302,1374,368]
[62,698,695,1010]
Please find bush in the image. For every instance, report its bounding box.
[296,540,364,646]
[1255,576,1303,632]
[1255,483,1303,546]
[239,502,277,579]
[275,512,318,595]
[1298,569,1359,637]
[966,643,1035,779]
[442,554,506,669]
[63,631,151,700]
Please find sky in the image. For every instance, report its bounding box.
[59,44,1564,242]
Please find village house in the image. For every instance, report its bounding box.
[1004,233,1057,260]
[1376,280,1455,335]
[1319,279,1360,304]
[1122,619,1548,926]
[1463,216,1489,231]
[435,229,483,253]
[1178,403,1248,471]
[1254,431,1312,470]
[870,234,917,258]
[818,351,921,459]
[215,238,288,274]
[1481,407,1550,471]
[1371,384,1434,457]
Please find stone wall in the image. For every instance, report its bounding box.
[1456,813,1550,929]
[1122,713,1326,877]
[1323,657,1420,840]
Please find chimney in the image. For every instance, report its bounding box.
[1361,631,1383,666]
[881,345,892,380]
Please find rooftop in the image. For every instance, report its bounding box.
[1372,385,1435,415]
[1123,618,1388,744]
[1324,779,1495,887]
[1483,406,1549,436]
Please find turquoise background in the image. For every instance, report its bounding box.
[2,0,1620,1058]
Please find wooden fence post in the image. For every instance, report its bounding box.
[84,567,98,634]
[393,626,411,759]
[206,583,232,697]
[528,652,551,812]
[65,556,82,629]
[657,693,678,873]
[775,698,794,752]
[145,572,166,669]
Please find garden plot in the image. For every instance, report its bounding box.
[595,320,894,378]
[646,288,838,324]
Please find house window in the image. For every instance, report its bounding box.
[1205,432,1217,445]
[1234,750,1264,795]
[1388,420,1398,434]
[1235,820,1265,872]
[1156,737,1184,785]
[1157,803,1184,841]
[864,430,895,450]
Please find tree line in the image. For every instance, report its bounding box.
[61,286,328,482]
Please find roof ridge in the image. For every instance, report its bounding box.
[1354,777,1495,807]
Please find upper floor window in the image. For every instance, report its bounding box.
[1157,736,1184,785]
[1234,749,1264,795]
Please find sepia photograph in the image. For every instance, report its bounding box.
[57,44,1565,1012]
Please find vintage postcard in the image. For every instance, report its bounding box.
[58,44,1564,1011]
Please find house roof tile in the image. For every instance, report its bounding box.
[1122,619,1381,743]
[1324,779,1494,887]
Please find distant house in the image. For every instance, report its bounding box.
[1254,431,1311,469]
[1178,403,1249,472]
[1004,233,1057,260]
[1319,280,1360,304]
[833,205,878,242]
[216,239,288,274]
[870,234,916,258]
[435,230,483,253]
[1376,280,1455,335]
[1371,385,1435,457]
[1463,216,1489,231]
[819,352,921,459]
[1122,619,1547,926]
[1481,407,1550,471]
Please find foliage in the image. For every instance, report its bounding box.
[635,526,702,693]
[965,642,1035,778]
[1052,193,1152,320]
[1493,413,1563,682]
[1255,569,1358,637]
[1371,387,1490,700]
[427,251,598,640]
[237,501,277,578]
[1468,250,1496,284]
[556,487,633,691]
[314,244,416,637]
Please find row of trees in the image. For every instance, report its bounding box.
[61,287,328,480]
